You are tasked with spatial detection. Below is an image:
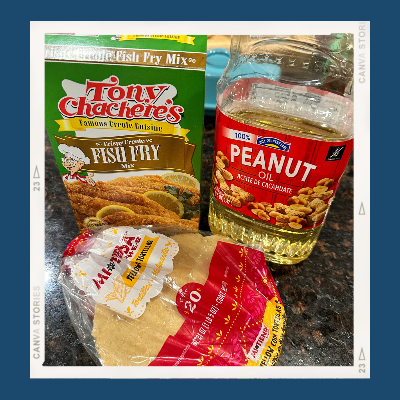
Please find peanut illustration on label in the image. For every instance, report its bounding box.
[212,150,335,230]
[260,179,335,229]
[212,149,336,231]
[212,150,254,206]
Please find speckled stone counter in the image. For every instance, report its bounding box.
[44,116,353,366]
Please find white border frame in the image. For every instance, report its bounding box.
[31,21,370,379]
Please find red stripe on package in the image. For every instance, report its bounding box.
[150,242,286,366]
[62,230,94,257]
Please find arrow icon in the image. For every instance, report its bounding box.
[33,166,40,179]
[359,202,365,215]
[359,348,365,360]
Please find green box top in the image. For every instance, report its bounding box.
[45,34,207,52]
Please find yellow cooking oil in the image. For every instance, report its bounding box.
[208,110,345,265]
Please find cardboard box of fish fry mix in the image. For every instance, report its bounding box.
[45,35,207,232]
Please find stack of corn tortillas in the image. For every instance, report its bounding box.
[59,226,285,367]
[92,232,231,366]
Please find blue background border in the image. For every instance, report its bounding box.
[4,1,391,397]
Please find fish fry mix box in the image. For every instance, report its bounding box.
[45,34,207,232]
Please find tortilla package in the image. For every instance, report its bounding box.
[45,35,206,232]
[58,226,286,366]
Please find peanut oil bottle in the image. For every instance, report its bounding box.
[209,35,354,264]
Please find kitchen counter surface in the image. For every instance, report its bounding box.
[44,116,354,367]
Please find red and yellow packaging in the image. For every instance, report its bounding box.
[212,107,354,230]
[151,240,285,366]
[59,227,286,366]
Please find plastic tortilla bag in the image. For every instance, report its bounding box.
[58,225,286,366]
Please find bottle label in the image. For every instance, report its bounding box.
[212,108,353,230]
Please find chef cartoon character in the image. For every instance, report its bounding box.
[58,144,96,186]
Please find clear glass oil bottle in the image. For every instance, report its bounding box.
[209,35,354,264]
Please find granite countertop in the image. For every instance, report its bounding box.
[44,116,353,366]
